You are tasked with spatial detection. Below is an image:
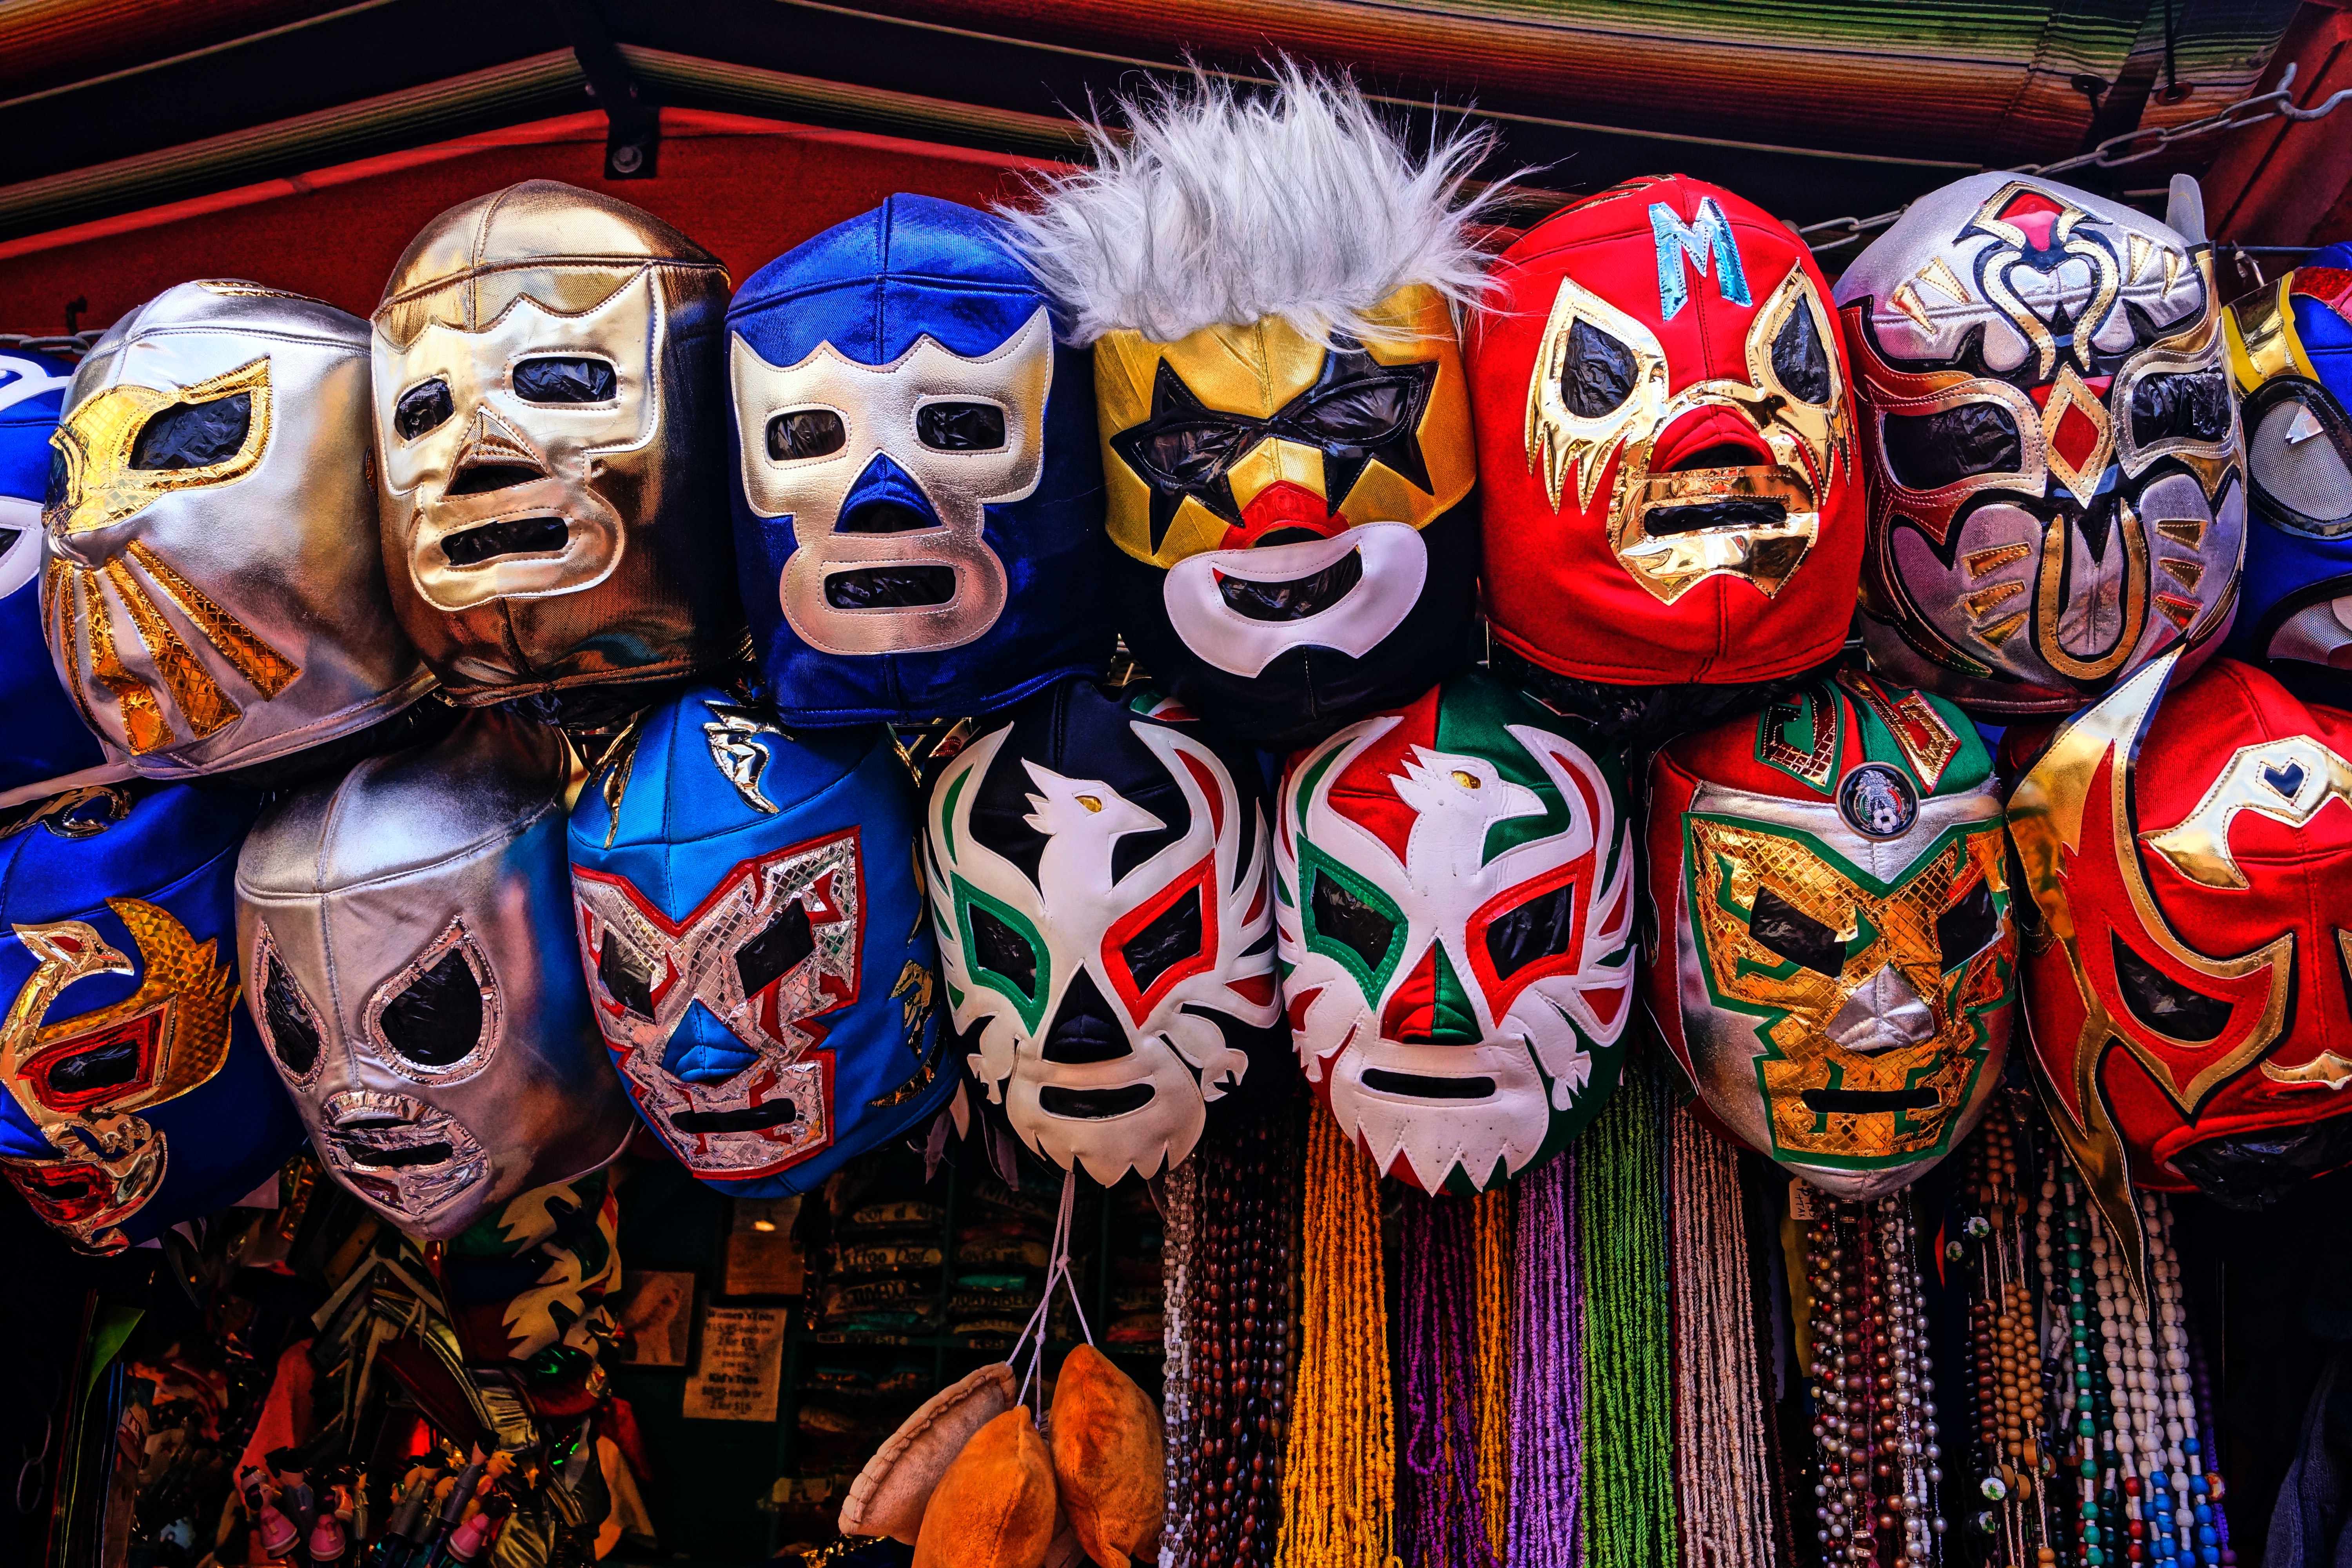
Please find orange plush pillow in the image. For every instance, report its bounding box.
[912,1407,1058,1568]
[840,1364,1018,1544]
[1048,1346,1165,1568]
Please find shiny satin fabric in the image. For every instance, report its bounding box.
[727,195,1112,725]
[235,709,635,1239]
[0,780,303,1253]
[42,283,434,779]
[372,181,740,711]
[1835,172,2245,716]
[567,683,955,1194]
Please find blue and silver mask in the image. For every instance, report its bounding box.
[726,194,1111,724]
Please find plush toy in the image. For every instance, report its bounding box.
[2223,244,2352,698]
[1469,175,1863,706]
[371,181,739,720]
[1643,670,2013,1198]
[42,283,437,780]
[1276,670,1635,1194]
[235,710,635,1239]
[926,676,1289,1184]
[0,780,303,1252]
[566,682,954,1194]
[726,195,1113,725]
[2008,652,2352,1214]
[1834,173,2244,715]
[0,347,123,807]
[1002,66,1494,749]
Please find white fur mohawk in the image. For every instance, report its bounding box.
[1000,62,1507,347]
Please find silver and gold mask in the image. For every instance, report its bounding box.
[372,181,739,710]
[235,709,635,1238]
[42,282,434,778]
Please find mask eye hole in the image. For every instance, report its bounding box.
[394,379,454,441]
[1287,378,1411,444]
[1121,887,1203,993]
[1880,403,2024,490]
[1748,886,1844,976]
[597,928,659,1020]
[1559,318,1638,419]
[513,356,617,404]
[1771,303,1833,405]
[736,899,815,998]
[916,401,1007,451]
[2129,368,2232,446]
[2111,935,2233,1042]
[1935,877,2002,971]
[44,1039,142,1097]
[2247,388,2352,534]
[131,392,251,471]
[260,948,324,1077]
[970,905,1040,1000]
[44,447,69,510]
[1131,422,1248,487]
[1486,882,1577,980]
[378,946,486,1069]
[768,408,846,462]
[1310,869,1397,971]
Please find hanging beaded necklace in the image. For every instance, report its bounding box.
[1162,1155,1200,1566]
[1957,1097,2054,1568]
[1399,1191,1503,1568]
[1506,1151,1583,1568]
[1580,1070,1677,1568]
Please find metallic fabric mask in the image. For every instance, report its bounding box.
[42,283,435,778]
[372,181,739,711]
[1277,671,1635,1195]
[726,195,1112,724]
[1092,285,1479,748]
[2008,651,2352,1223]
[568,683,954,1194]
[0,781,302,1253]
[2222,247,2352,698]
[926,677,1289,1184]
[1644,671,2013,1199]
[1835,172,2245,716]
[0,349,124,808]
[1470,175,1863,687]
[235,709,635,1239]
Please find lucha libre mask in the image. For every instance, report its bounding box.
[372,181,739,712]
[0,349,124,808]
[42,283,436,778]
[1835,173,2245,716]
[0,782,303,1253]
[1276,671,1635,1194]
[567,684,955,1193]
[2222,247,2352,697]
[926,677,1290,1183]
[236,710,635,1238]
[1469,175,1863,688]
[1644,671,2014,1199]
[2008,652,2352,1225]
[726,195,1112,725]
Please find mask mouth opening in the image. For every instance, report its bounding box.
[1037,1083,1156,1119]
[442,515,570,565]
[1646,494,1791,535]
[1360,1068,1496,1100]
[837,500,938,535]
[341,1140,457,1169]
[824,566,956,608]
[670,1101,799,1134]
[1215,549,1365,621]
[1798,1085,1940,1116]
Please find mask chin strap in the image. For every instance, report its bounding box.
[1010,1166,1096,1415]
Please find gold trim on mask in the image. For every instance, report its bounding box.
[2141,737,2352,890]
[77,559,171,756]
[1834,669,1963,790]
[46,358,271,537]
[2033,492,2152,684]
[1969,182,2121,385]
[2224,276,2316,394]
[127,541,300,699]
[103,556,238,742]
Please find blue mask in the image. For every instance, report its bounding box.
[568,684,953,1194]
[0,782,301,1252]
[726,195,1112,724]
[2225,241,2352,699]
[0,350,118,808]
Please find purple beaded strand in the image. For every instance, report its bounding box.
[1508,1151,1584,1568]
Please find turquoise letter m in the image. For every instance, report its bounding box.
[1650,197,1750,321]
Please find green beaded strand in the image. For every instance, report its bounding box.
[1579,1063,1678,1568]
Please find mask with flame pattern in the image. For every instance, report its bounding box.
[1277,671,1635,1194]
[1835,172,2245,717]
[0,781,301,1252]
[567,683,953,1195]
[236,710,635,1239]
[727,196,1112,725]
[1469,175,1862,688]
[1644,670,2013,1198]
[926,677,1289,1184]
[372,182,739,714]
[2007,651,2352,1223]
[42,283,434,779]
[2222,245,2352,699]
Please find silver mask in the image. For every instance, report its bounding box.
[235,709,634,1237]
